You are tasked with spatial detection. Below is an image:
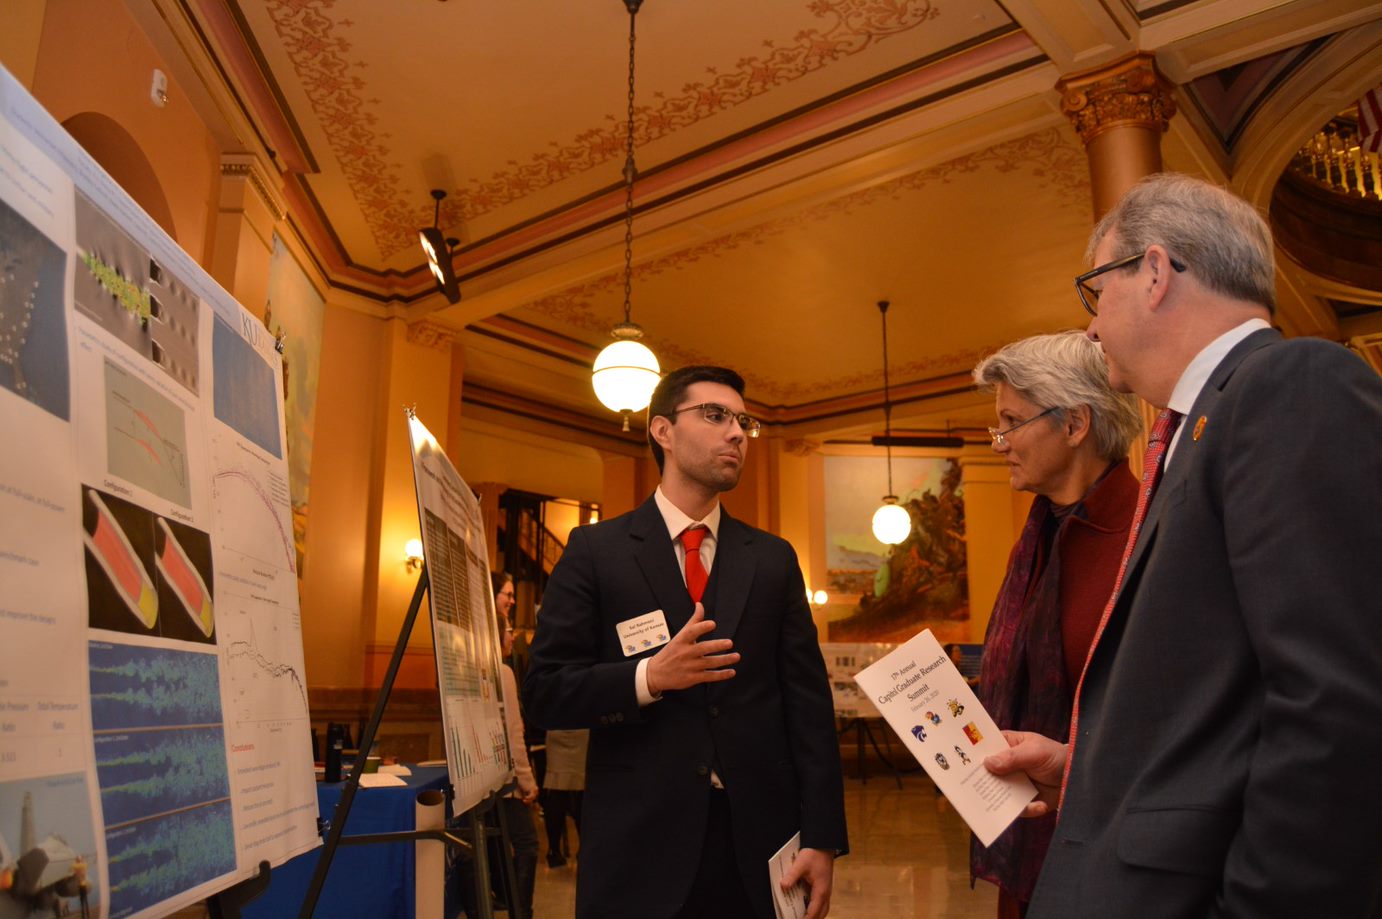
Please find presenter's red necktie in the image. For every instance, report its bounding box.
[680,526,708,603]
[1060,408,1182,806]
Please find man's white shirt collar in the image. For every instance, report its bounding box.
[653,486,720,543]
[1164,317,1271,466]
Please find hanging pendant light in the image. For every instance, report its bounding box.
[871,300,912,545]
[592,0,660,431]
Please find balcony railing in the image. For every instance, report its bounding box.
[1289,111,1382,202]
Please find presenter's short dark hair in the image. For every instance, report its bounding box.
[647,366,746,472]
[490,570,512,597]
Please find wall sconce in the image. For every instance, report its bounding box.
[418,189,461,304]
[811,590,829,606]
[405,538,424,571]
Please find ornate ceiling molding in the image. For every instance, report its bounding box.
[406,319,463,352]
[221,154,287,222]
[263,0,948,259]
[1057,52,1176,145]
[520,124,1085,400]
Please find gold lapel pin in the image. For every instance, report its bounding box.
[1193,415,1207,441]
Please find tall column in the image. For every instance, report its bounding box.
[211,153,285,319]
[1058,52,1176,220]
[958,454,1028,644]
[1059,52,1174,468]
[360,319,457,688]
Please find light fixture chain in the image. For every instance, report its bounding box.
[621,2,639,326]
[880,300,894,496]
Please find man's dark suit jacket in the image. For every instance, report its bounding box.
[1029,329,1382,918]
[523,496,847,919]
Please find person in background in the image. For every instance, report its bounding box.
[539,726,588,868]
[968,331,1142,918]
[492,572,539,919]
[945,643,979,690]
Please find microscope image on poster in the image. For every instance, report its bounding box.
[0,196,69,421]
[73,191,199,396]
[82,485,216,643]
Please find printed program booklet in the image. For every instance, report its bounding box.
[853,629,1036,846]
[767,831,807,919]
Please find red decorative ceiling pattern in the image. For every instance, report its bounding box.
[264,0,946,259]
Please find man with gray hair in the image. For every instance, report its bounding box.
[984,173,1382,918]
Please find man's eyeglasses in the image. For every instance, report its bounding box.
[988,407,1057,448]
[1075,251,1186,316]
[669,403,762,438]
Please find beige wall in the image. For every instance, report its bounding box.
[455,419,605,505]
[298,305,384,687]
[30,0,217,259]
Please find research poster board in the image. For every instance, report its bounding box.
[406,412,511,813]
[0,67,318,918]
[821,642,896,718]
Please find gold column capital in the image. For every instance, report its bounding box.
[1057,52,1176,146]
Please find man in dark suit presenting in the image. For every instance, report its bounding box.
[985,173,1382,917]
[524,366,847,919]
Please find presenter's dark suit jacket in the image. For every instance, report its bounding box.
[1029,329,1382,918]
[523,497,847,919]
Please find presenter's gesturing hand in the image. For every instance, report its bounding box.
[983,730,1068,817]
[645,603,739,695]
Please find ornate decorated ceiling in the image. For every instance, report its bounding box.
[174,0,1382,438]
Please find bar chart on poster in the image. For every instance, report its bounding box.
[0,65,317,918]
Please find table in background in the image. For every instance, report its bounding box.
[245,765,450,919]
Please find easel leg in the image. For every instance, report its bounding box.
[492,795,525,919]
[469,807,495,919]
[298,568,430,919]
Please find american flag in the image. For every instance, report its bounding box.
[1360,84,1382,154]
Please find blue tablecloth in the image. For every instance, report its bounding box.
[245,765,451,919]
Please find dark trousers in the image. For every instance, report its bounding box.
[540,789,582,861]
[497,797,538,919]
[675,788,757,919]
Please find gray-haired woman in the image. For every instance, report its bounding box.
[968,330,1142,918]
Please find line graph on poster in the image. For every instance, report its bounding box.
[211,462,295,575]
[218,600,308,725]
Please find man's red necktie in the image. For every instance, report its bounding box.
[1060,409,1182,805]
[680,526,708,603]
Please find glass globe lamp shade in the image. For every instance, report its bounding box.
[592,339,661,413]
[872,500,911,545]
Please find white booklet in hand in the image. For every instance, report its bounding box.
[767,831,808,919]
[853,629,1036,846]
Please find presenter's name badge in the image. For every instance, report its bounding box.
[616,609,671,658]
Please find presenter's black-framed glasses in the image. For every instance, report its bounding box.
[988,407,1058,448]
[670,403,762,438]
[1076,251,1186,316]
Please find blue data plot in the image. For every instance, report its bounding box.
[211,316,281,457]
[89,641,223,730]
[105,799,236,918]
[94,726,230,826]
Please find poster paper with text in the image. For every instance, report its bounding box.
[0,63,316,919]
[406,411,511,813]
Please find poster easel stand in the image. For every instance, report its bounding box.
[837,717,912,789]
[296,565,515,919]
